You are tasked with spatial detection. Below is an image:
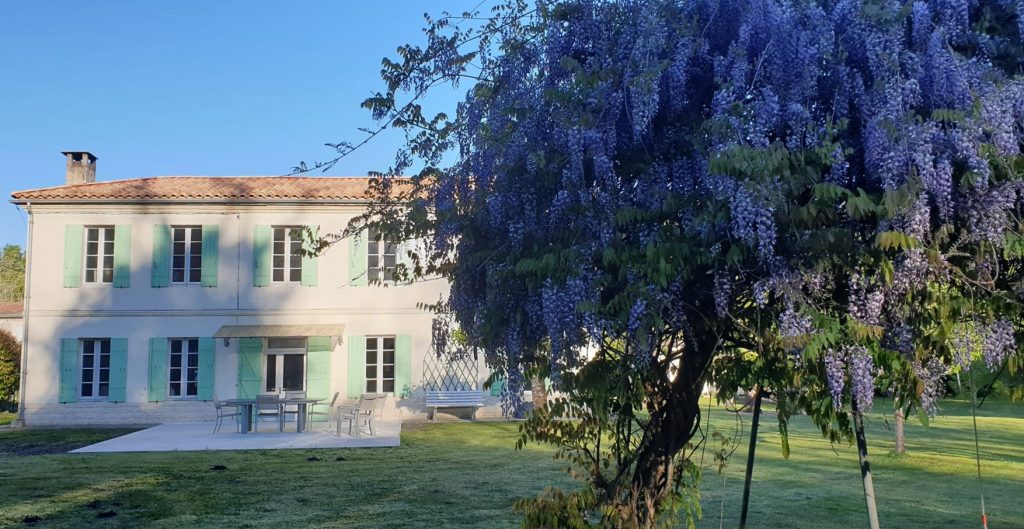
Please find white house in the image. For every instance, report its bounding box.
[11,152,498,426]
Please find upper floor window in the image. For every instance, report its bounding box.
[84,226,115,284]
[367,228,397,282]
[272,226,303,283]
[172,227,203,284]
[80,338,111,398]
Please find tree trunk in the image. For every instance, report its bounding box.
[894,404,906,456]
[531,375,548,409]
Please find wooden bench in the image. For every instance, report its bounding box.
[425,390,485,420]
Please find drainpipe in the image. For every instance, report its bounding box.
[14,202,33,427]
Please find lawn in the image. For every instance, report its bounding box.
[0,413,14,427]
[0,400,1020,529]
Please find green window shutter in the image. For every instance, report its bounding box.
[253,225,271,287]
[108,338,128,402]
[306,336,332,400]
[347,230,367,286]
[63,225,83,288]
[113,225,132,288]
[237,337,263,399]
[197,338,216,401]
[151,225,171,288]
[148,338,167,402]
[490,375,505,396]
[201,225,219,287]
[59,338,79,403]
[347,335,365,398]
[395,334,413,398]
[301,225,319,287]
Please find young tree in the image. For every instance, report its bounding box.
[0,244,24,303]
[331,1,1024,527]
[0,329,20,408]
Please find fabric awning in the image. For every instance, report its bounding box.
[213,324,346,338]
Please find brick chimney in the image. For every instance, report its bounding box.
[62,151,97,185]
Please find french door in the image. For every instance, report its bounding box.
[263,337,306,394]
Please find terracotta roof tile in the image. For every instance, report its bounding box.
[11,177,408,203]
[0,301,23,316]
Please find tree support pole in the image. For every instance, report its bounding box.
[738,386,763,529]
[852,403,880,529]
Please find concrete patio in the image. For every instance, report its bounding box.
[70,420,401,453]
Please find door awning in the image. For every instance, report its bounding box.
[213,324,346,338]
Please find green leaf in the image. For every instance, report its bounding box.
[916,407,930,428]
[779,420,791,460]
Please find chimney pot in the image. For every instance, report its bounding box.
[62,151,97,185]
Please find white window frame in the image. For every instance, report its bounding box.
[171,226,203,285]
[367,228,397,282]
[83,226,115,285]
[168,338,200,399]
[272,226,303,284]
[79,338,111,400]
[364,335,395,394]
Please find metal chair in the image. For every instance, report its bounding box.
[212,393,241,434]
[308,392,339,427]
[255,394,283,432]
[337,393,383,437]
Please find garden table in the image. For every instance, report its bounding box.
[222,398,256,433]
[281,397,323,433]
[222,397,324,433]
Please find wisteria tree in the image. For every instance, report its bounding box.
[327,0,1024,527]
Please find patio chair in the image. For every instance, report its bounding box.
[307,392,339,426]
[255,394,283,432]
[282,390,306,425]
[337,393,384,437]
[212,393,241,434]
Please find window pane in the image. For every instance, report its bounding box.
[189,268,201,283]
[366,380,377,392]
[272,269,284,282]
[172,255,185,268]
[82,354,94,368]
[368,268,379,282]
[173,241,186,254]
[104,241,114,255]
[81,370,93,383]
[265,354,277,391]
[86,255,98,269]
[382,365,394,379]
[289,268,301,282]
[273,255,284,268]
[86,242,98,256]
[368,241,378,255]
[366,366,376,379]
[87,229,99,242]
[191,228,202,241]
[103,254,114,267]
[81,384,93,397]
[100,354,110,368]
[289,255,301,269]
[173,229,185,242]
[169,382,181,396]
[190,254,201,269]
[172,269,185,283]
[384,254,396,268]
[267,337,306,349]
[282,355,304,391]
[85,270,96,283]
[170,368,180,382]
[99,369,109,383]
[104,228,114,240]
[186,382,197,396]
[383,337,395,350]
[273,228,285,242]
[365,350,377,364]
[170,354,181,368]
[382,380,394,393]
[170,340,181,354]
[383,350,394,364]
[273,242,285,254]
[187,368,198,382]
[188,339,199,353]
[100,340,110,355]
[98,383,109,397]
[384,242,397,255]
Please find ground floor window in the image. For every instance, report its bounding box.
[80,338,111,398]
[168,338,199,398]
[365,336,395,393]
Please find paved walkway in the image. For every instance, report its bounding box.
[70,420,401,453]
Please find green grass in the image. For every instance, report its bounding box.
[0,400,1020,529]
[0,412,14,426]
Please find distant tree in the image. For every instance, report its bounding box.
[0,245,25,303]
[0,328,20,407]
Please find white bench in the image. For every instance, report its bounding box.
[425,390,484,420]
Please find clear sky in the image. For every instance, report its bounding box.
[0,1,474,247]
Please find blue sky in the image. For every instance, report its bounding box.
[0,1,475,246]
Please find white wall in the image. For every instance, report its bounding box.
[21,203,504,425]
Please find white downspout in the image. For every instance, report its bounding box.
[14,202,33,427]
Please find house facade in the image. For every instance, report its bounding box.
[11,152,497,426]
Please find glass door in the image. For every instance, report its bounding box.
[263,337,306,394]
